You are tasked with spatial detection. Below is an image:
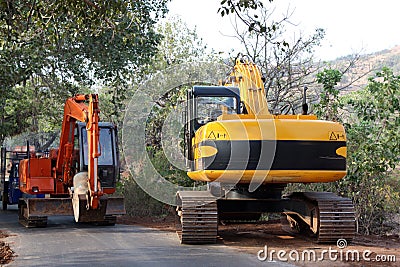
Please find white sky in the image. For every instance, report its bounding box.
[167,0,400,60]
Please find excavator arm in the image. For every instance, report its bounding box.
[226,57,270,116]
[56,94,102,209]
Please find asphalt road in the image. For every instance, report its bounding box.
[0,203,293,267]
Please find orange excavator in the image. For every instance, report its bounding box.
[17,94,124,227]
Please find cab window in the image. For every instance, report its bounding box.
[81,127,114,166]
[196,96,237,124]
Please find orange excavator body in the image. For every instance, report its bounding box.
[17,94,124,226]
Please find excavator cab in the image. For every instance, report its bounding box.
[187,85,240,129]
[76,122,119,192]
[185,86,240,170]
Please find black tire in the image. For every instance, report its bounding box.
[2,190,7,210]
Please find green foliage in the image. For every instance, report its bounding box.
[120,16,216,215]
[346,67,400,179]
[314,68,343,121]
[153,16,213,69]
[147,147,197,187]
[144,17,211,149]
[1,81,83,148]
[0,0,168,87]
[341,68,400,234]
[144,16,217,188]
[316,69,342,91]
[122,176,171,216]
[219,0,266,14]
[299,67,400,235]
[0,0,169,144]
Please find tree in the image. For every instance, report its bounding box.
[305,67,400,234]
[153,16,212,69]
[345,68,400,181]
[144,16,218,150]
[1,83,65,150]
[219,0,273,33]
[0,0,169,145]
[341,68,400,234]
[219,1,369,115]
[121,16,220,215]
[314,68,343,121]
[218,0,325,113]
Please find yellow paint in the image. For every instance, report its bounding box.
[194,146,218,159]
[194,118,346,145]
[277,236,295,240]
[336,146,347,158]
[228,60,270,116]
[187,170,347,184]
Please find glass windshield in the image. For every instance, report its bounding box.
[196,96,237,124]
[82,127,114,166]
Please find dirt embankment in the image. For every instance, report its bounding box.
[0,231,14,265]
[118,215,400,267]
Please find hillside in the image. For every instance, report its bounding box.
[333,45,400,92]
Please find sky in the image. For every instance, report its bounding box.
[166,0,400,60]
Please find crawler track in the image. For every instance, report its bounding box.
[176,191,218,244]
[304,192,355,243]
[285,192,356,243]
[176,190,355,245]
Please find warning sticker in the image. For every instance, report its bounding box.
[207,131,227,140]
[207,131,217,139]
[329,131,346,141]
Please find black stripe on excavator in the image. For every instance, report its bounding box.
[196,140,346,171]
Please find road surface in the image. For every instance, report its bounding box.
[0,203,292,267]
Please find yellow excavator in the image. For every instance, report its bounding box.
[176,56,355,244]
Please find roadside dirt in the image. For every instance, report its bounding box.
[117,215,400,266]
[0,231,14,265]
